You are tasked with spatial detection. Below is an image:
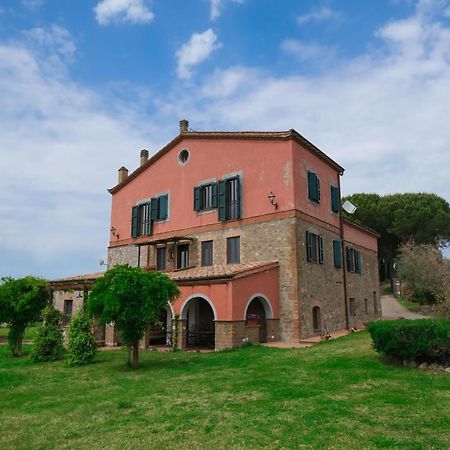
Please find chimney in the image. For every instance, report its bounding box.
[140,149,149,166]
[118,166,128,184]
[179,119,189,133]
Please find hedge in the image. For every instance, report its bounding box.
[367,319,450,365]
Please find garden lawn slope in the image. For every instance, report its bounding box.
[0,332,449,449]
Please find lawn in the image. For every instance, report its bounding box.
[0,326,40,340]
[0,332,449,449]
[398,297,423,313]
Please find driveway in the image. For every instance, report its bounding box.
[381,295,427,320]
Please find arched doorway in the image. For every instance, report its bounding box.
[245,296,273,343]
[148,305,172,347]
[181,297,215,349]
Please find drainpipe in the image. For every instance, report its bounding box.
[338,172,350,329]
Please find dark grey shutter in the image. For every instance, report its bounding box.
[355,250,362,274]
[150,197,159,220]
[331,186,340,213]
[346,247,354,272]
[158,195,168,220]
[316,177,321,202]
[333,240,342,268]
[218,180,227,221]
[211,182,218,208]
[318,236,324,264]
[307,171,318,202]
[194,186,201,212]
[306,232,312,261]
[145,203,153,235]
[131,206,139,238]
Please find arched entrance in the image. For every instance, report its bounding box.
[245,295,273,343]
[181,296,216,349]
[312,306,321,333]
[148,305,172,347]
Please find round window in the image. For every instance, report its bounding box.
[178,149,190,165]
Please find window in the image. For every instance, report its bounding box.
[156,247,166,271]
[306,232,324,264]
[63,300,73,325]
[131,194,168,238]
[349,298,356,316]
[346,247,362,273]
[333,240,342,268]
[373,291,378,313]
[364,298,369,314]
[227,236,240,264]
[194,183,218,212]
[177,244,189,269]
[307,170,321,203]
[218,176,241,221]
[331,186,340,213]
[178,149,190,165]
[201,241,213,266]
[312,306,321,331]
[131,202,152,238]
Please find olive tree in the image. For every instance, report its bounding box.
[87,265,179,369]
[0,276,48,356]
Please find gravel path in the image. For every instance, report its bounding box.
[381,295,427,320]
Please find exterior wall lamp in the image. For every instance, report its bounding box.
[110,227,119,238]
[268,192,278,209]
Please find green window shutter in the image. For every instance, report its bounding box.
[150,198,159,220]
[131,206,139,238]
[145,203,153,235]
[333,240,342,268]
[307,171,318,202]
[306,232,312,261]
[218,180,227,221]
[194,186,201,212]
[318,236,324,264]
[316,177,321,203]
[211,182,218,208]
[355,250,362,274]
[235,176,241,219]
[346,247,352,272]
[331,186,340,213]
[158,195,168,220]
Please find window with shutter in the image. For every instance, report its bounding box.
[194,183,218,212]
[307,171,320,203]
[177,244,189,269]
[306,232,319,263]
[349,298,356,316]
[227,236,240,264]
[131,206,139,238]
[218,180,227,221]
[331,186,340,213]
[194,186,201,212]
[333,240,342,268]
[201,241,213,266]
[354,250,362,274]
[150,198,159,220]
[218,176,241,221]
[158,194,168,220]
[156,247,166,270]
[318,236,324,264]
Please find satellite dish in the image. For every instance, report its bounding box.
[342,200,357,214]
[99,258,105,267]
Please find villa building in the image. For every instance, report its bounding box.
[51,120,381,350]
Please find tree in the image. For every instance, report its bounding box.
[0,276,48,356]
[396,241,450,307]
[87,265,180,369]
[66,312,98,366]
[31,306,65,362]
[342,193,450,280]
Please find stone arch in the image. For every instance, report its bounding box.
[180,294,217,321]
[243,293,274,320]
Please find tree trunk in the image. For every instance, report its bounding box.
[127,345,132,368]
[133,342,139,369]
[18,335,23,357]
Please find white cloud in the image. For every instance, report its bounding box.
[209,0,245,20]
[297,6,341,25]
[0,27,158,278]
[21,0,44,10]
[281,39,337,63]
[176,29,221,79]
[167,1,450,203]
[94,0,154,25]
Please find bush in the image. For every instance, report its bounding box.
[31,306,65,362]
[66,312,97,367]
[368,319,450,365]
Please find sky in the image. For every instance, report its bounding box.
[0,0,449,279]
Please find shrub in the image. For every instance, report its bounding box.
[368,319,450,365]
[66,312,98,366]
[31,306,65,362]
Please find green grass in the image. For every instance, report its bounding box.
[0,332,449,449]
[0,326,40,340]
[398,297,422,313]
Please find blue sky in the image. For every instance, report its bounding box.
[0,0,449,279]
